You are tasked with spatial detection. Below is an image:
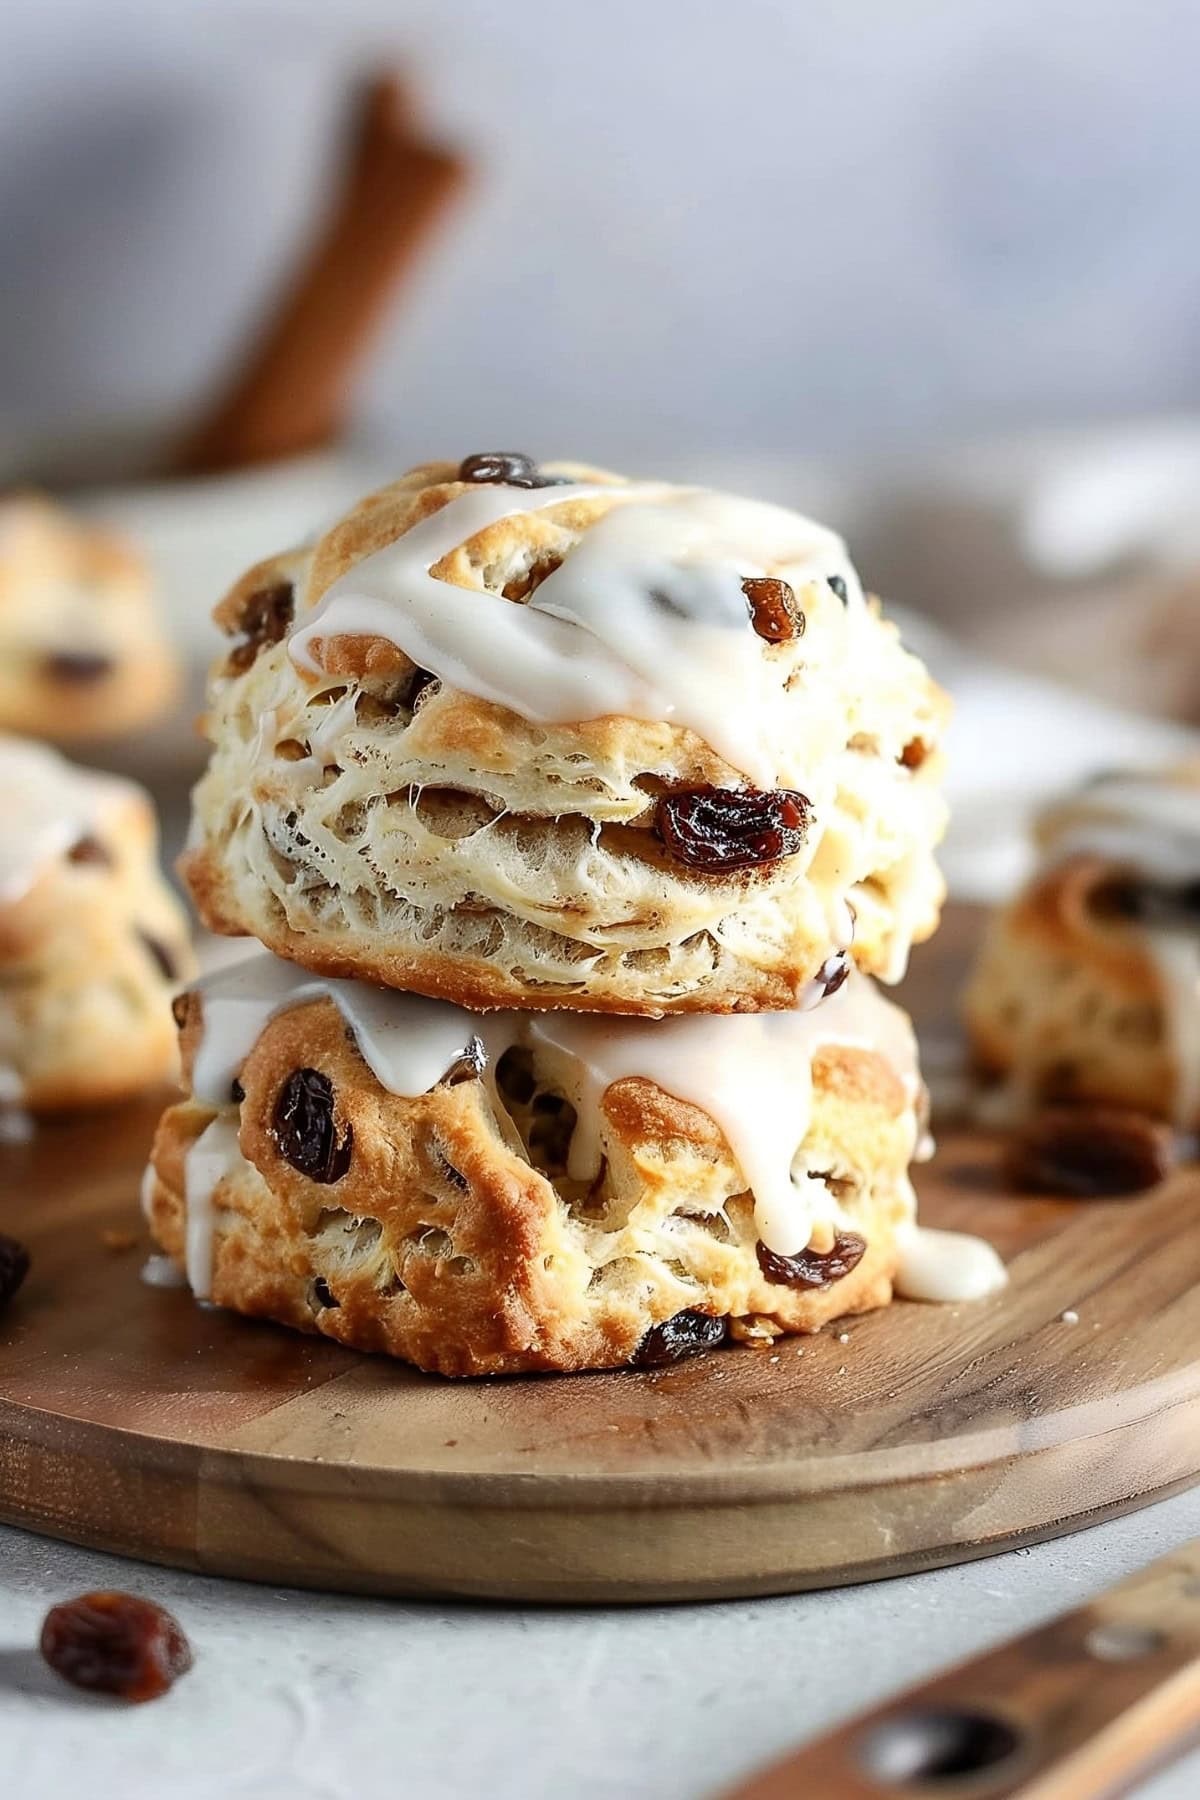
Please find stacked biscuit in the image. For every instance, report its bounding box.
[146,456,955,1374]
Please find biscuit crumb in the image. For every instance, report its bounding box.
[1060,1308,1079,1325]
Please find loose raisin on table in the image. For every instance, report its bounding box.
[741,576,804,643]
[456,451,572,490]
[1005,1105,1172,1198]
[0,1233,30,1313]
[40,1592,192,1702]
[756,1231,866,1289]
[655,786,811,873]
[631,1309,728,1368]
[43,651,113,683]
[227,581,294,673]
[272,1069,353,1183]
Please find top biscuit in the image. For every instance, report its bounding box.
[182,457,948,1015]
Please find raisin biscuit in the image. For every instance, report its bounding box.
[181,458,948,1016]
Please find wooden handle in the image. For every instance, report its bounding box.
[723,1541,1200,1799]
[176,72,467,475]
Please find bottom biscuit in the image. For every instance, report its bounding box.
[146,953,924,1376]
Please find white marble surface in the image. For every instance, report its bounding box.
[3,1489,1200,1800]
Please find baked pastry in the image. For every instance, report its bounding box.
[145,948,928,1375]
[0,493,177,739]
[965,766,1200,1126]
[0,736,195,1110]
[181,455,949,1016]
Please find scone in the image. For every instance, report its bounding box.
[965,766,1200,1126]
[0,736,195,1110]
[181,455,949,1016]
[0,493,177,739]
[144,948,925,1376]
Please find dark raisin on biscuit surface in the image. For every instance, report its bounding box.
[227,581,294,673]
[632,1309,729,1367]
[741,576,805,643]
[272,1069,353,1183]
[456,452,573,490]
[756,1231,867,1289]
[43,650,114,683]
[655,786,811,873]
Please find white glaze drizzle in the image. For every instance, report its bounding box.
[181,949,916,1296]
[0,734,133,903]
[287,481,862,788]
[185,1113,244,1299]
[1039,768,1200,1125]
[893,1224,1009,1303]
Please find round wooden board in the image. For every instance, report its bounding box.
[1,909,1198,1603]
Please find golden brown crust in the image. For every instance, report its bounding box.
[183,461,949,1014]
[148,992,917,1375]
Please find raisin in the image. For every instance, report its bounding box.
[656,786,811,873]
[67,834,112,867]
[827,575,849,604]
[1005,1106,1172,1198]
[756,1231,866,1289]
[227,581,294,673]
[138,930,179,983]
[899,738,929,771]
[40,1592,192,1702]
[456,452,572,490]
[0,1233,30,1313]
[230,1078,245,1104]
[632,1309,728,1368]
[272,1069,353,1183]
[742,576,805,643]
[1091,876,1200,930]
[44,651,113,683]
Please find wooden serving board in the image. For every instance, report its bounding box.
[2,908,1199,1603]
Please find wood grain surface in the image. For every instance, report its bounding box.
[1,907,1198,1603]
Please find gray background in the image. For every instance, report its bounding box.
[4,0,1200,468]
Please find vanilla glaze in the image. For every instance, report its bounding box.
[287,481,864,789]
